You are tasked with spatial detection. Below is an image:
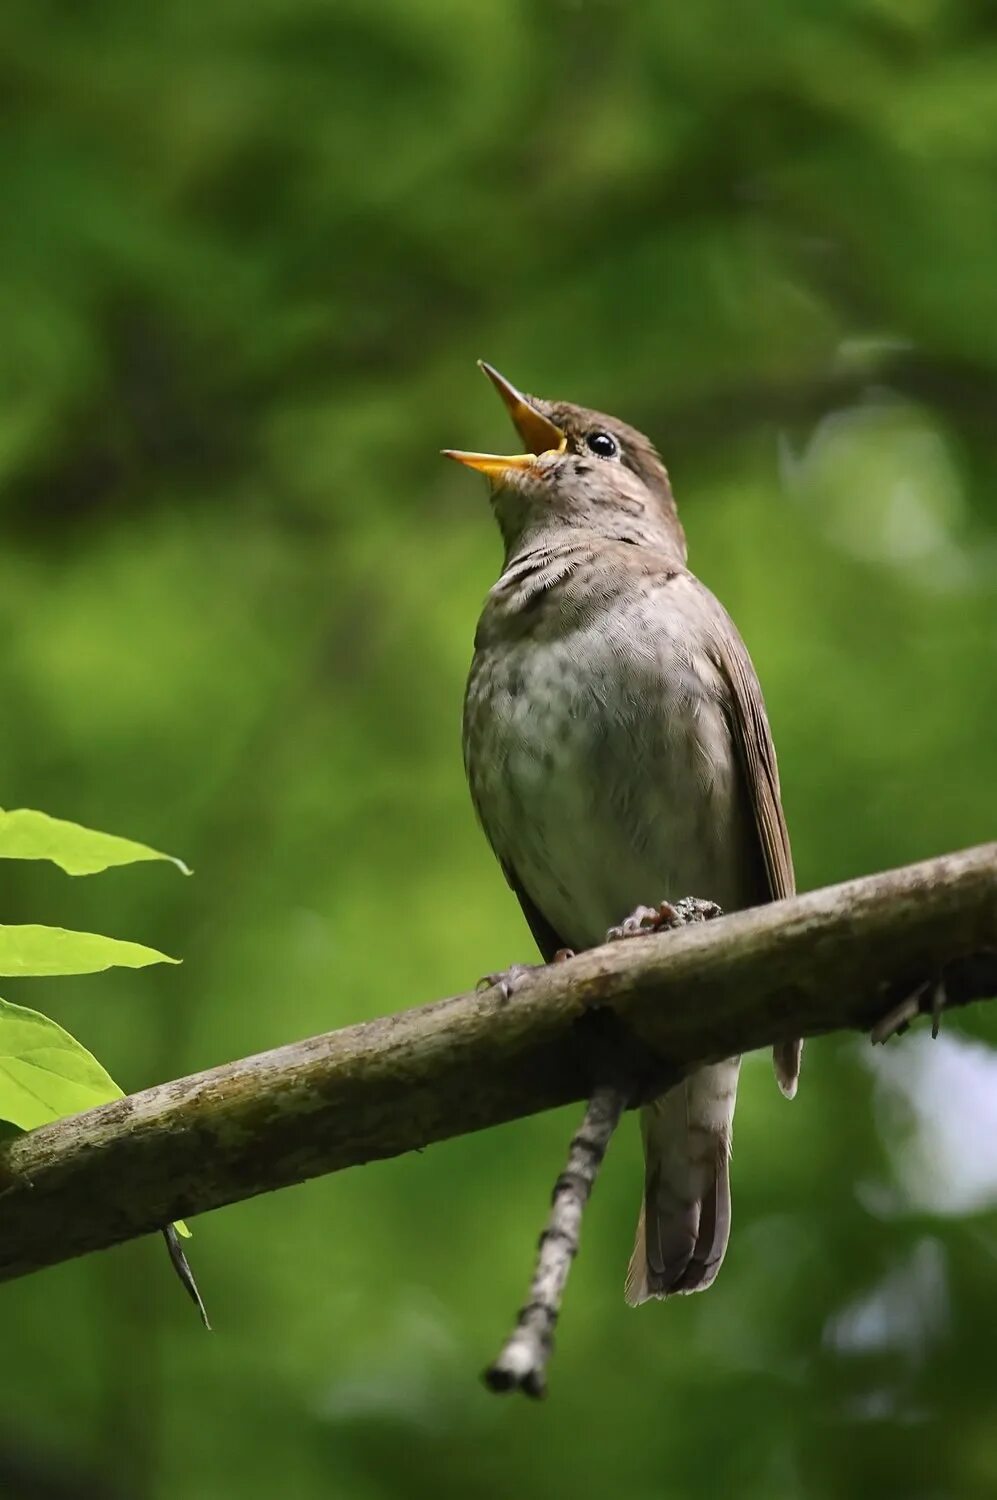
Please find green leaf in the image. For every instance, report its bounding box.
[0,995,124,1129]
[0,925,179,976]
[0,808,190,877]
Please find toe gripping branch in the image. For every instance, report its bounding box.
[483,896,723,1399]
[870,951,997,1046]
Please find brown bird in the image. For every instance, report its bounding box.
[446,362,800,1301]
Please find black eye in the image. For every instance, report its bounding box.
[586,431,618,459]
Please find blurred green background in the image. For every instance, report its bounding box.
[1,1,995,1496]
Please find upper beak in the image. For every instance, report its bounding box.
[442,361,566,480]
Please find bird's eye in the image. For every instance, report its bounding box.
[586,431,618,459]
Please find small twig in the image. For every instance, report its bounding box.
[162,1226,211,1330]
[484,1083,627,1398]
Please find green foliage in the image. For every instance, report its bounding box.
[0,807,190,876]
[0,924,176,977]
[0,996,124,1131]
[0,812,181,1131]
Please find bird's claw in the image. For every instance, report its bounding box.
[477,949,574,1002]
[477,963,542,1002]
[606,903,674,941]
[606,897,722,943]
[871,980,948,1045]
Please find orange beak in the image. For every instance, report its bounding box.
[442,362,566,480]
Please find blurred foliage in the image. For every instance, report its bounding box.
[0,1,995,1497]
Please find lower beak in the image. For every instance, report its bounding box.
[441,449,538,480]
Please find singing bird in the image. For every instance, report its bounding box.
[446,363,800,1301]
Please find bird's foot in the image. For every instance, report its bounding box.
[871,979,948,1045]
[477,949,574,1002]
[606,896,723,943]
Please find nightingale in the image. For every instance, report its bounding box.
[445,362,800,1301]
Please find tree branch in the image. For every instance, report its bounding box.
[0,843,993,1284]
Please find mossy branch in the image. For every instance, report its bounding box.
[0,843,993,1284]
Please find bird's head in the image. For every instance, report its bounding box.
[443,362,687,563]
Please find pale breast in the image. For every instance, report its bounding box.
[464,574,756,951]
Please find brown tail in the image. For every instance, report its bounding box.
[625,1060,740,1304]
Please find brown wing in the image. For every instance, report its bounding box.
[707,596,802,1099]
[502,860,571,964]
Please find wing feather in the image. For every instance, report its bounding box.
[704,590,802,1098]
[502,861,570,963]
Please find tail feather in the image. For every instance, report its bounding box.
[625,1203,650,1307]
[625,1060,739,1305]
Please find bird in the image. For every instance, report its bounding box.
[444,362,800,1302]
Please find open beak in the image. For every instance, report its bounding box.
[442,361,566,480]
